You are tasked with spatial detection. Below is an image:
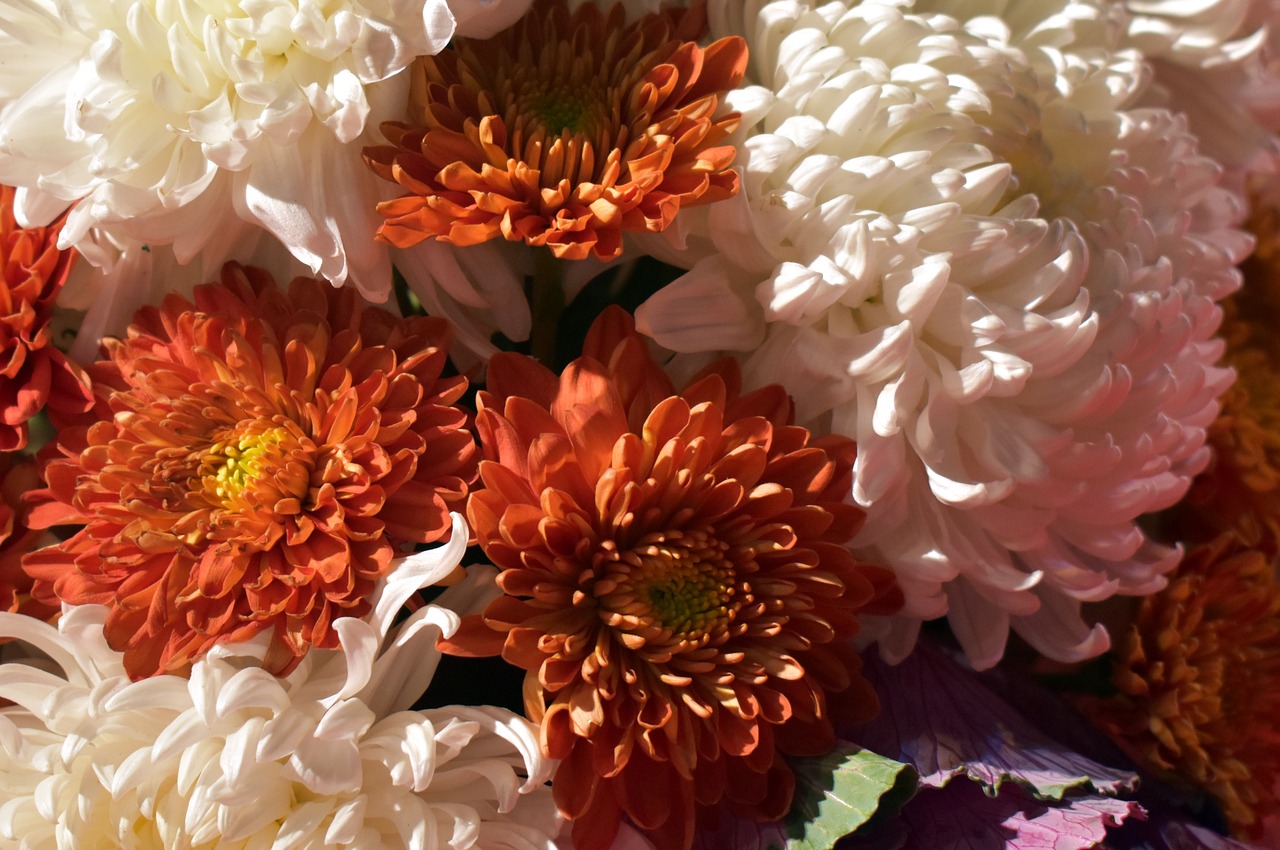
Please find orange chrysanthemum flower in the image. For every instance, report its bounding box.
[364,0,746,260]
[1081,535,1280,837]
[23,264,477,679]
[0,456,58,622]
[1,184,91,450]
[444,308,901,850]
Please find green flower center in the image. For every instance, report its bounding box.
[641,551,734,637]
[597,529,740,642]
[534,89,595,136]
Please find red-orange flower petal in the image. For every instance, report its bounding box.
[364,0,746,261]
[22,263,478,679]
[0,455,58,622]
[1080,535,1280,838]
[0,184,91,450]
[447,306,901,850]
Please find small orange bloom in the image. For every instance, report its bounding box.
[1,184,91,450]
[1081,535,1280,837]
[23,264,477,679]
[445,308,900,850]
[364,0,746,260]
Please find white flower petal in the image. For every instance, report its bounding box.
[0,0,455,296]
[447,0,533,38]
[650,0,1248,668]
[0,531,559,848]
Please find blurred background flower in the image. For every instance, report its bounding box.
[0,184,90,451]
[1081,535,1280,841]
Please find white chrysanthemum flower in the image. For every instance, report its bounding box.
[636,0,1250,668]
[0,0,467,299]
[0,515,562,849]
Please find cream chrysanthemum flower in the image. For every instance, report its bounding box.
[636,0,1250,668]
[0,0,468,299]
[0,516,562,849]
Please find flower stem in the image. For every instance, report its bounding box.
[530,247,565,366]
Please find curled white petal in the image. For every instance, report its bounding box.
[0,0,457,296]
[0,521,560,849]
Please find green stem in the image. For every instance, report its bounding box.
[530,247,565,367]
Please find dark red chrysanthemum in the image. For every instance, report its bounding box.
[444,308,901,850]
[1,184,91,450]
[364,0,745,260]
[23,264,477,678]
[0,455,58,622]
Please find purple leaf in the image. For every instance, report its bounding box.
[843,780,1141,850]
[846,642,1137,799]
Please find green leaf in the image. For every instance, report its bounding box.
[778,743,917,850]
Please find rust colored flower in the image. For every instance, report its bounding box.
[364,0,746,260]
[1081,535,1280,837]
[444,307,901,850]
[22,263,477,679]
[1,184,91,450]
[0,455,58,621]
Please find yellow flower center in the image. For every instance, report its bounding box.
[208,427,287,500]
[193,424,314,515]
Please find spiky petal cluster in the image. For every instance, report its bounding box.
[1081,535,1280,838]
[444,308,901,850]
[365,0,746,260]
[0,184,90,450]
[0,539,562,850]
[23,263,477,679]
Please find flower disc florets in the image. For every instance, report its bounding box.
[23,263,478,679]
[364,0,747,260]
[444,308,901,850]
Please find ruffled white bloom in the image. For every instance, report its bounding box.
[637,0,1250,668]
[0,515,562,849]
[0,0,463,299]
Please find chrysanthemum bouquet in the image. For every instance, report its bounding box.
[3,0,1280,847]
